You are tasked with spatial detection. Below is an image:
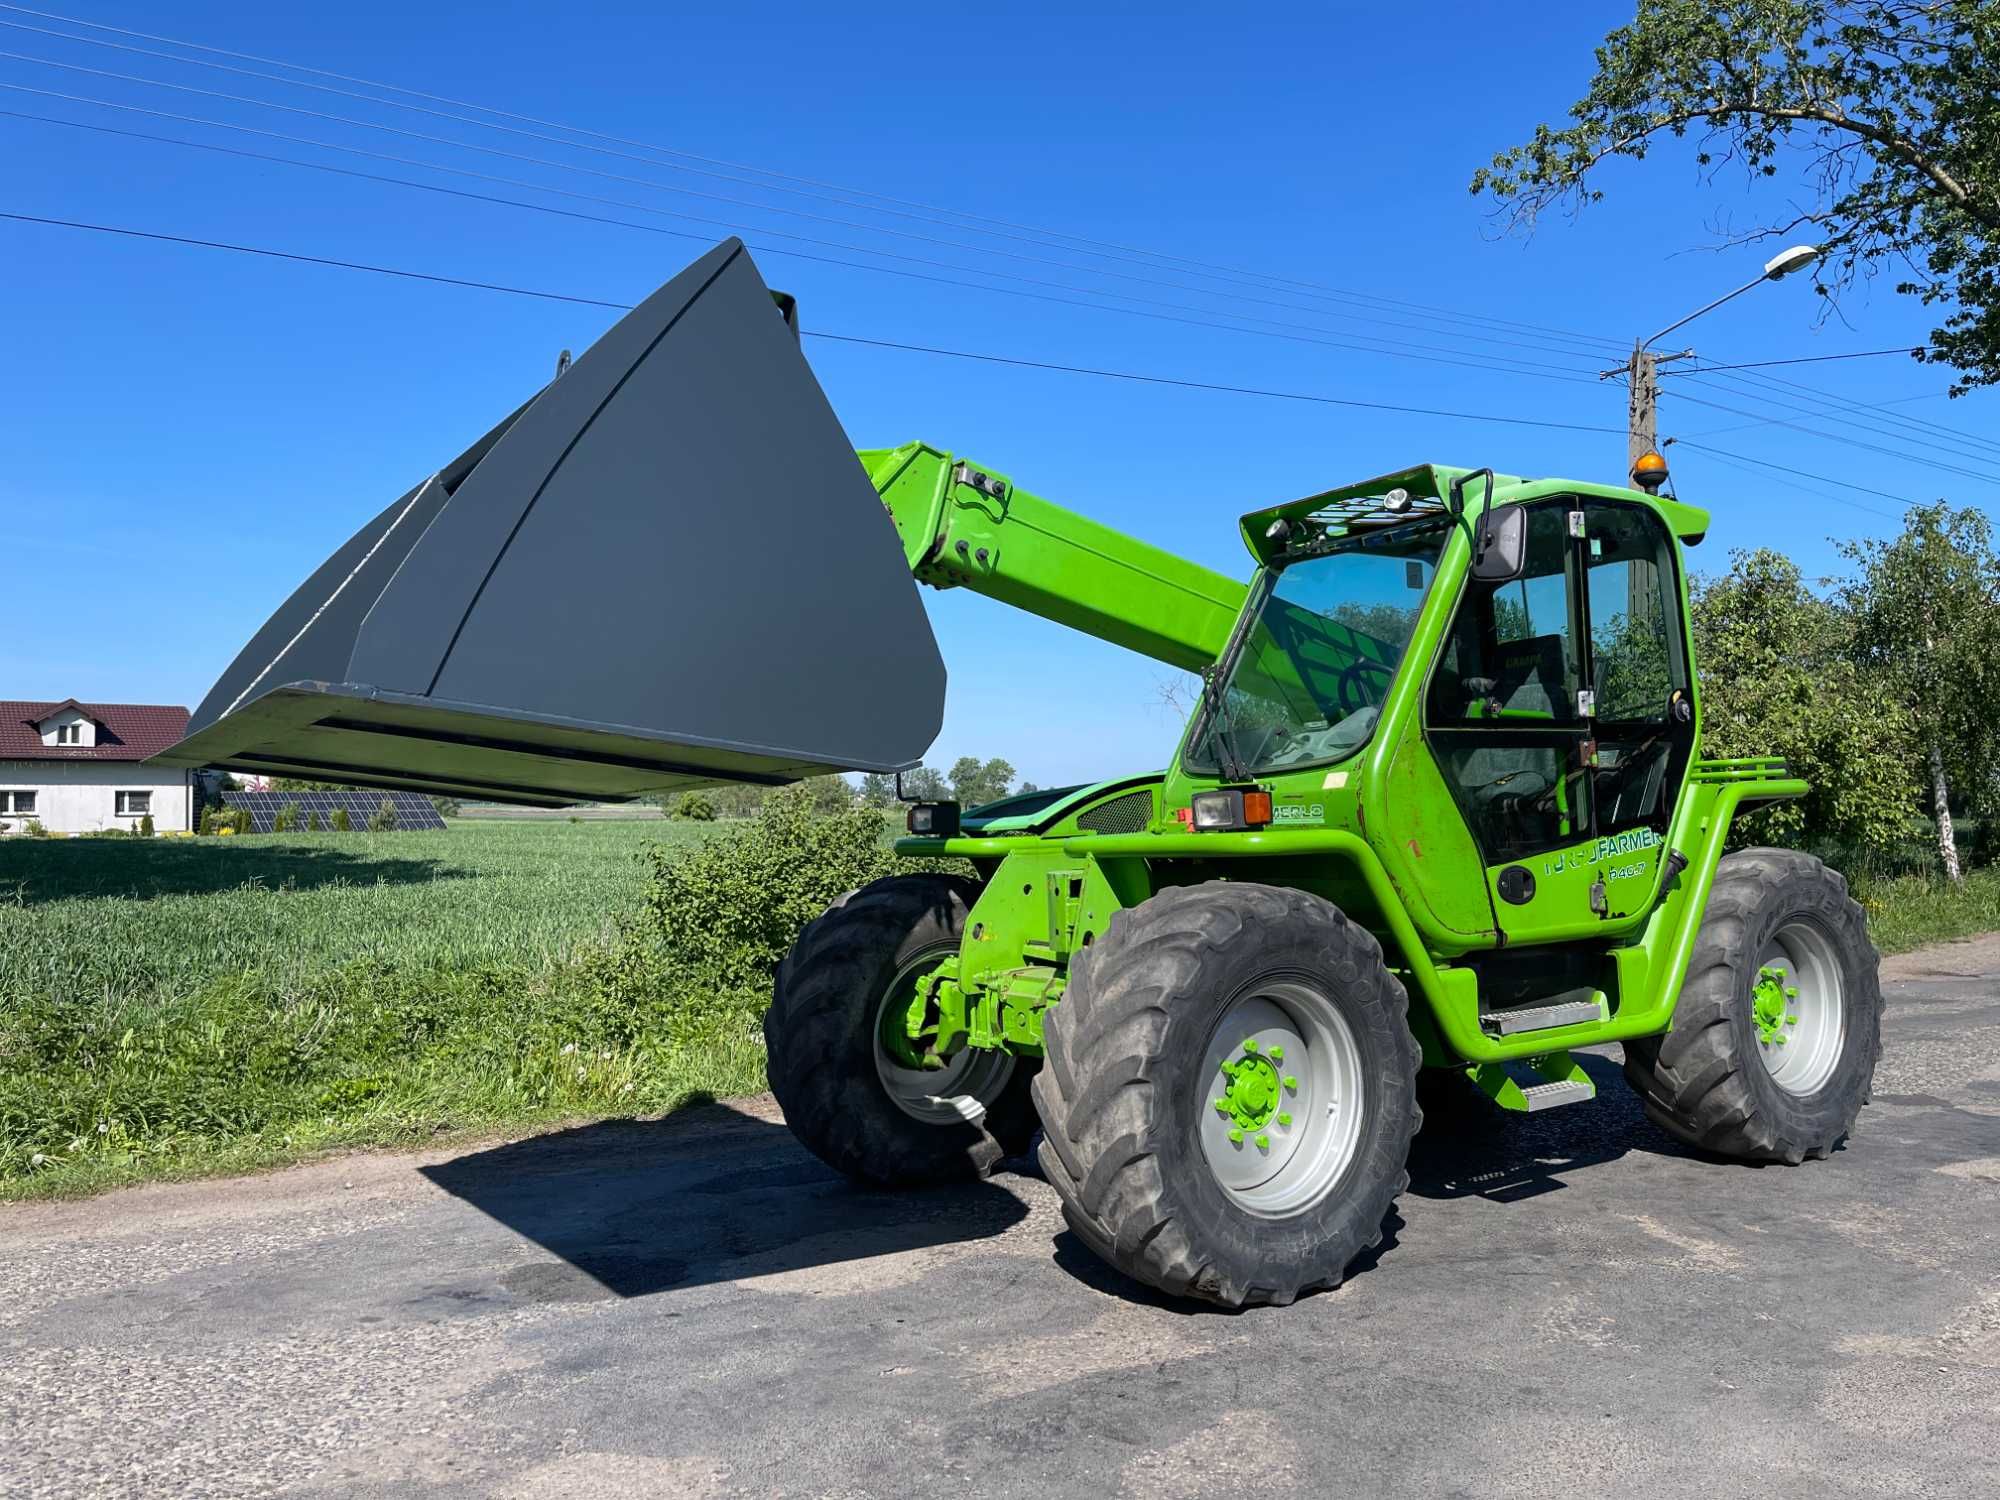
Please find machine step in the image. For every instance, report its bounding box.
[1468,1051,1598,1113]
[1518,1078,1596,1111]
[1480,997,1607,1036]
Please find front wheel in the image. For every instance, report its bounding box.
[1623,848,1881,1163]
[766,874,1037,1185]
[1033,882,1420,1308]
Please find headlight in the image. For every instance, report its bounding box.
[905,802,961,837]
[1188,789,1272,831]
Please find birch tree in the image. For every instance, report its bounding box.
[1839,506,2000,878]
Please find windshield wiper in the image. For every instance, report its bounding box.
[1200,665,1251,783]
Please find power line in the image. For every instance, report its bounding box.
[1682,368,2000,467]
[0,209,631,307]
[1678,387,1974,441]
[0,45,1619,371]
[1676,444,1898,521]
[1709,362,2000,457]
[806,332,1623,432]
[1659,347,1925,373]
[0,93,1611,387]
[0,2,1631,354]
[0,208,1631,436]
[1671,440,1912,516]
[1665,380,2000,487]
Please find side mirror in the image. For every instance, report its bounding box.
[1471,504,1528,581]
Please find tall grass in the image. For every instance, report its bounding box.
[0,820,753,1197]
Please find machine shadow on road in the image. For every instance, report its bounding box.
[1042,1051,1701,1312]
[420,1102,1030,1301]
[1405,1051,1694,1203]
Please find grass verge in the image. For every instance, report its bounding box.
[1849,864,2000,955]
[1,813,1991,1200]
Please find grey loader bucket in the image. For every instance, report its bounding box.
[155,239,946,806]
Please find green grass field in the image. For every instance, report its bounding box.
[0,820,762,1198]
[2,816,1994,1200]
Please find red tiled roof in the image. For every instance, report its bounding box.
[0,700,191,762]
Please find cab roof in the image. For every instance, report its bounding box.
[1237,462,1711,565]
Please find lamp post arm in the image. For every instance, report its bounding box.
[1643,271,1770,348]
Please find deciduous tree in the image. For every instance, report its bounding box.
[947,756,1017,808]
[1839,504,2000,878]
[1472,1,2000,392]
[1692,548,1916,850]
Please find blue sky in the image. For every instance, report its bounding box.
[5,1,1993,788]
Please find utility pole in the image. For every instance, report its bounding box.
[1625,341,1659,473]
[1615,243,1821,484]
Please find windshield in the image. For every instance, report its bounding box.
[1185,519,1449,776]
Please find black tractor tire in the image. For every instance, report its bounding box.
[1622,847,1881,1164]
[767,873,1038,1186]
[1032,882,1421,1308]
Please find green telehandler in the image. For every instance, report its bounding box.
[160,239,1882,1307]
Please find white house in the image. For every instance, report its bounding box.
[0,699,200,833]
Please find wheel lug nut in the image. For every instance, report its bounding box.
[1228,1128,1244,1144]
[1242,1039,1259,1054]
[1278,1112,1292,1127]
[1268,1046,1284,1062]
[1254,1134,1270,1150]
[1283,1075,1298,1090]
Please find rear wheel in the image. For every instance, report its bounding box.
[1623,848,1881,1163]
[767,874,1037,1185]
[1033,882,1420,1308]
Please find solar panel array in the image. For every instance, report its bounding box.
[221,790,448,833]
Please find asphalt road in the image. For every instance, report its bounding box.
[6,940,1999,1499]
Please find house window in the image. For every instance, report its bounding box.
[116,791,152,817]
[55,724,81,745]
[1,791,34,815]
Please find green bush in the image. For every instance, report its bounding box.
[599,785,967,1028]
[331,807,351,832]
[272,802,301,834]
[367,799,397,833]
[672,791,716,822]
[24,820,48,839]
[307,812,325,833]
[198,808,216,836]
[138,813,155,837]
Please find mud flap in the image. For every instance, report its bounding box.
[154,239,945,805]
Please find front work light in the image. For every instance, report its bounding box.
[906,801,962,837]
[1190,788,1273,831]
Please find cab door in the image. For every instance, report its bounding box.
[1423,497,1694,943]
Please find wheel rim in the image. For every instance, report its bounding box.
[1195,980,1367,1217]
[1751,920,1846,1096]
[871,952,1016,1127]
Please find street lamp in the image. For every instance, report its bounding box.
[1643,244,1822,347]
[1618,244,1820,491]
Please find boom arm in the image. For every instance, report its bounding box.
[861,442,1246,673]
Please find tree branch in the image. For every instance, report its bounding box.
[1633,97,1980,211]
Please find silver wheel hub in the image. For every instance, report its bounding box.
[1752,919,1846,1096]
[1196,982,1366,1217]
